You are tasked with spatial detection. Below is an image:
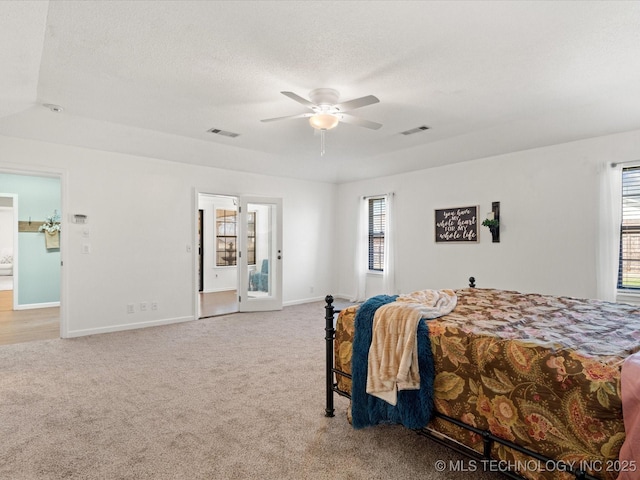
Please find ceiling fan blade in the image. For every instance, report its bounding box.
[335,95,379,112]
[261,112,313,123]
[280,91,317,109]
[339,113,382,130]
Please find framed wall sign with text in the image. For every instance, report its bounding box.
[435,206,478,243]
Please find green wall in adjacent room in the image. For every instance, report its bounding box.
[0,173,61,306]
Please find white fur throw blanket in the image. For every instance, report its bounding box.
[366,289,457,405]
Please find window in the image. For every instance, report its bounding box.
[619,167,640,289]
[216,209,237,266]
[215,209,255,267]
[368,197,386,271]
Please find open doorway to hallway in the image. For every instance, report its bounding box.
[198,193,239,318]
[0,174,62,345]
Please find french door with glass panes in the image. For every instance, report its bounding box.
[238,196,282,312]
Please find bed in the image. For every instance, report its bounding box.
[324,279,640,480]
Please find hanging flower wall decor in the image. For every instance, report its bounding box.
[39,211,61,249]
[39,211,61,233]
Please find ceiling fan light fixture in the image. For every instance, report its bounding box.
[309,113,339,130]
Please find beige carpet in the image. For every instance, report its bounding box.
[0,301,502,480]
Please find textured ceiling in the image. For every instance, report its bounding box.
[1,1,640,183]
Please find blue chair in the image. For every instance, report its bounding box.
[257,259,269,292]
[248,268,259,291]
[248,259,269,292]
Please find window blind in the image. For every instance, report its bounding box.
[619,166,640,288]
[368,197,385,271]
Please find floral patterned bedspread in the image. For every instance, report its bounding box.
[334,288,640,480]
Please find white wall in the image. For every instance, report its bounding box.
[4,125,639,338]
[336,129,640,301]
[0,134,336,337]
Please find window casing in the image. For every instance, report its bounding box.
[246,211,256,266]
[368,197,386,271]
[618,166,640,289]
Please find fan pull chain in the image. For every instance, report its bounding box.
[320,129,326,156]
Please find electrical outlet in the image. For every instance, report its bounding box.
[151,302,158,311]
[310,286,314,293]
[140,302,148,312]
[127,304,134,314]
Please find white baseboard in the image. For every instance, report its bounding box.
[283,295,329,306]
[64,315,195,338]
[283,293,352,307]
[333,293,353,301]
[15,301,60,310]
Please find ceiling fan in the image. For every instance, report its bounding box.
[261,88,382,155]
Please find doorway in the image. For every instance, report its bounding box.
[195,192,283,318]
[0,171,63,345]
[197,193,240,318]
[0,196,15,296]
[0,194,17,339]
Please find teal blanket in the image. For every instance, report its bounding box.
[350,295,435,429]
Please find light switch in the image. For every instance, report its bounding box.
[81,244,91,254]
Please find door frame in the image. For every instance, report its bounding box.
[0,164,67,338]
[198,209,203,293]
[0,194,19,309]
[192,190,283,318]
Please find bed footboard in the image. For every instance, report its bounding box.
[324,294,352,418]
[324,294,336,418]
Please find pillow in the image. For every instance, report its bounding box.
[0,254,12,264]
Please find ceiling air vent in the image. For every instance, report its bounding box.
[207,128,240,138]
[400,125,430,136]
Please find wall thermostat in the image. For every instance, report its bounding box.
[72,214,88,224]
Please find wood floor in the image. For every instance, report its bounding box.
[199,290,238,318]
[0,290,60,346]
[0,289,237,346]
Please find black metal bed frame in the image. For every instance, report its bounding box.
[324,278,601,480]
